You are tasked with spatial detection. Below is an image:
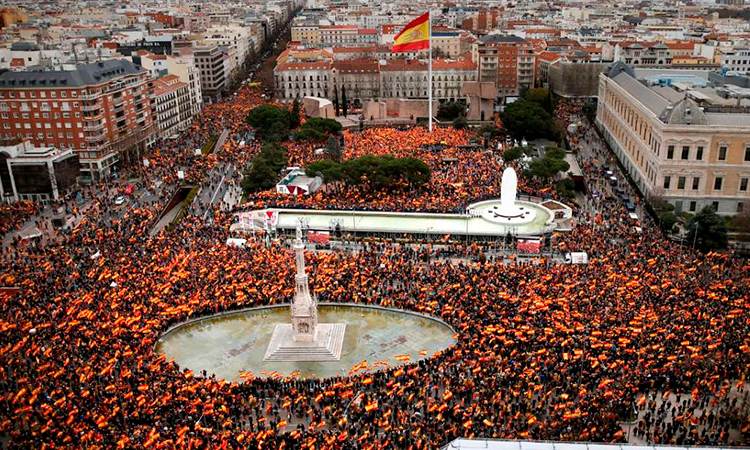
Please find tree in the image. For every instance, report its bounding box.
[290,99,301,129]
[437,102,467,121]
[247,105,291,140]
[453,115,468,130]
[341,85,348,116]
[501,99,557,141]
[476,124,502,140]
[685,206,729,252]
[545,146,566,160]
[304,155,431,190]
[524,88,552,113]
[659,211,678,234]
[325,136,342,162]
[732,208,750,242]
[528,156,569,180]
[306,159,344,183]
[503,146,525,162]
[333,85,340,117]
[293,118,342,142]
[555,178,576,199]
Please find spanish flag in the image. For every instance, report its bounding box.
[392,13,430,53]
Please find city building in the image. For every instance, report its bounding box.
[194,45,227,100]
[596,63,750,215]
[0,139,80,204]
[0,59,155,181]
[274,60,332,101]
[474,35,536,98]
[720,48,750,74]
[151,75,192,140]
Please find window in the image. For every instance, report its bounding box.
[689,201,697,212]
[678,176,686,189]
[696,146,703,161]
[719,146,727,161]
[745,147,750,162]
[739,202,745,213]
[714,177,723,190]
[681,146,689,160]
[741,178,749,192]
[712,201,719,212]
[667,145,674,159]
[663,176,671,189]
[692,177,700,190]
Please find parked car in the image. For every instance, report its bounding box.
[115,196,126,206]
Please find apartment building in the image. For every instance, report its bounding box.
[0,59,155,181]
[292,23,321,45]
[474,35,535,98]
[194,46,227,100]
[721,48,750,74]
[331,59,380,103]
[151,75,192,140]
[274,61,332,101]
[167,53,203,118]
[596,63,750,215]
[320,25,359,47]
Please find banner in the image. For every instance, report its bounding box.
[308,231,330,245]
[517,239,541,253]
[262,210,278,230]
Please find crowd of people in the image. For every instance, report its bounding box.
[0,200,39,238]
[0,81,749,450]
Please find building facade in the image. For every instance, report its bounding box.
[0,59,155,181]
[474,35,535,98]
[596,63,750,216]
[151,75,192,140]
[0,139,80,203]
[194,46,227,100]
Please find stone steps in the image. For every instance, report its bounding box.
[264,323,346,362]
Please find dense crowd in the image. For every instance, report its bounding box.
[0,200,39,237]
[0,85,749,450]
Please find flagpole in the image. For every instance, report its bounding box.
[428,11,433,133]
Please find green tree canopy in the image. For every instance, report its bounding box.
[241,142,289,194]
[685,206,729,252]
[453,115,468,130]
[294,118,343,142]
[527,147,570,180]
[247,105,291,140]
[437,102,467,121]
[290,99,301,129]
[501,99,558,141]
[325,135,342,162]
[524,87,553,113]
[503,146,525,162]
[305,156,431,190]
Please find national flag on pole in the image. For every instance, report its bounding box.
[391,13,430,53]
[517,239,541,253]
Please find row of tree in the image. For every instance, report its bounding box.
[305,155,431,190]
[501,88,560,142]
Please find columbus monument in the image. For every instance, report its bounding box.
[264,224,346,361]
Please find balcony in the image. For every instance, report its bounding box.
[81,102,102,112]
[113,96,126,106]
[113,103,126,113]
[79,93,99,101]
[84,122,105,132]
[85,133,107,144]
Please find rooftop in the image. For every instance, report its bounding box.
[0,59,144,88]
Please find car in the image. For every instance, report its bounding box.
[124,185,135,195]
[115,196,125,205]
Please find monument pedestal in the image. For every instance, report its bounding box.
[264,323,346,362]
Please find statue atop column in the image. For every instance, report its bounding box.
[291,221,318,342]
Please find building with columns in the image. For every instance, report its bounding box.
[596,63,750,216]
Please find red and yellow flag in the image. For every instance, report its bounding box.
[392,13,430,53]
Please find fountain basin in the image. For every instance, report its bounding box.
[155,303,457,380]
